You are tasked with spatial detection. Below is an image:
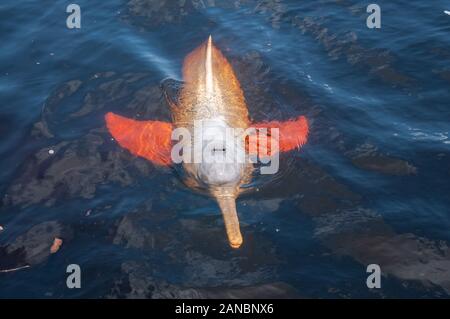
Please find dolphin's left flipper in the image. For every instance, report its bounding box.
[105,112,173,166]
[248,115,309,155]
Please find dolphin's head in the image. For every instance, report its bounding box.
[194,117,246,188]
[186,117,245,249]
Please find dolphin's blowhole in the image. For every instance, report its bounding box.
[193,117,246,187]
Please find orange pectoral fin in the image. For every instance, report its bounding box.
[248,116,309,156]
[105,112,173,166]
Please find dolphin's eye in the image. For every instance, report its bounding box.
[213,148,226,152]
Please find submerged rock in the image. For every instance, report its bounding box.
[125,0,252,27]
[0,221,72,270]
[108,260,301,298]
[325,231,450,294]
[351,155,417,176]
[347,143,417,176]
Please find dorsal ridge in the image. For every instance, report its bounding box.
[205,35,213,96]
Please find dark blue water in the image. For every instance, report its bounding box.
[1,0,449,298]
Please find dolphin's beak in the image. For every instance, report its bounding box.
[216,195,243,249]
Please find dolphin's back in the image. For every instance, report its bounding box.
[175,36,249,129]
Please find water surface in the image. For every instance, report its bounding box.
[0,0,450,298]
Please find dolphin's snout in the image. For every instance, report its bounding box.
[216,194,243,249]
[229,235,243,249]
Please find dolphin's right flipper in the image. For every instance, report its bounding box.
[248,115,309,156]
[105,112,173,166]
